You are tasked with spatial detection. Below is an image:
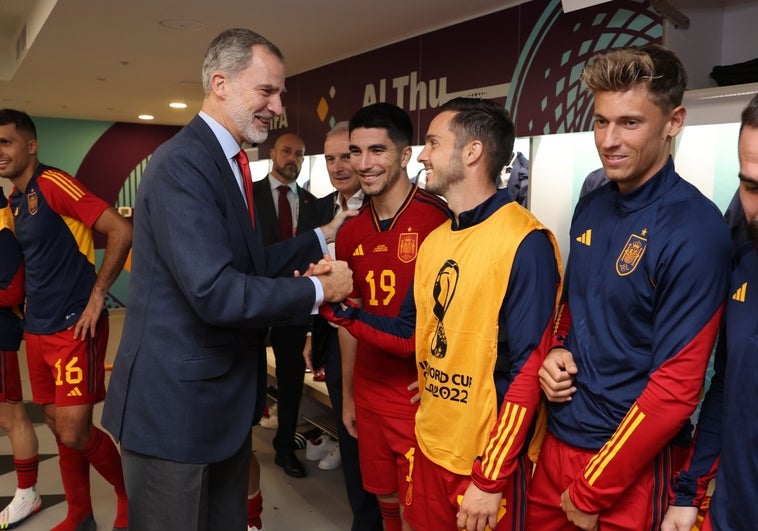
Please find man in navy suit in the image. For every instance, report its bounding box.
[102,28,353,531]
[253,132,320,478]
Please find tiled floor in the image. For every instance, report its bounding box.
[0,309,353,530]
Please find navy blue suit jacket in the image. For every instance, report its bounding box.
[102,115,323,463]
[253,176,320,246]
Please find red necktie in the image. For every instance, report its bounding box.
[277,185,293,240]
[235,149,255,228]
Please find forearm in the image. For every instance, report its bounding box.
[671,339,726,506]
[92,208,132,299]
[339,326,358,402]
[94,236,131,300]
[570,307,723,513]
[473,233,560,491]
[473,323,553,491]
[322,288,416,358]
[266,230,323,277]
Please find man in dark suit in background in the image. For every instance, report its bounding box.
[253,132,321,478]
[102,28,353,531]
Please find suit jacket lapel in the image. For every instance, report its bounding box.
[253,177,279,245]
[297,187,315,234]
[188,116,265,272]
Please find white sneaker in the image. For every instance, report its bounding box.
[0,486,42,528]
[248,526,264,531]
[259,404,278,430]
[306,435,337,461]
[318,443,341,470]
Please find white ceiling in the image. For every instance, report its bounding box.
[0,0,529,125]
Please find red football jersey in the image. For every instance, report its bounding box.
[336,186,447,419]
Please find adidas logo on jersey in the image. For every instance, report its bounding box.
[576,229,592,246]
[67,387,83,397]
[352,244,364,256]
[732,281,747,302]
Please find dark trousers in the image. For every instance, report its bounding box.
[122,433,251,531]
[270,325,307,455]
[323,328,383,531]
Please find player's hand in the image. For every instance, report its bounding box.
[539,348,578,402]
[295,255,333,278]
[320,209,359,243]
[661,505,699,531]
[561,488,598,531]
[302,334,314,372]
[315,260,353,302]
[407,380,421,404]
[342,394,358,438]
[457,482,502,531]
[72,292,105,340]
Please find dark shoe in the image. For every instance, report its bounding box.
[275,452,306,478]
[77,514,97,531]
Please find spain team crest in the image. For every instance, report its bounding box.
[27,189,39,215]
[397,232,418,263]
[616,233,647,276]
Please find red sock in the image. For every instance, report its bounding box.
[378,499,402,531]
[52,439,92,531]
[81,427,128,528]
[14,455,39,489]
[247,490,263,528]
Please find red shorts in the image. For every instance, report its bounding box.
[355,404,415,504]
[404,446,528,531]
[526,432,671,530]
[0,350,23,402]
[25,316,109,406]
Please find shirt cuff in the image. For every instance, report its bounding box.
[310,277,324,314]
[314,228,329,256]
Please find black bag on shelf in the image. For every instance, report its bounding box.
[709,57,758,86]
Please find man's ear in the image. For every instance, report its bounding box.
[666,105,686,138]
[210,72,228,99]
[464,140,483,166]
[399,145,413,169]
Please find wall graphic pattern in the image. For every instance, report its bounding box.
[63,122,179,307]
[508,0,662,134]
[258,0,662,153]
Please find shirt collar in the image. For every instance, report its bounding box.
[454,188,511,230]
[613,156,677,215]
[336,189,365,212]
[268,175,297,195]
[198,111,241,160]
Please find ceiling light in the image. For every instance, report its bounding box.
[138,114,154,120]
[169,102,187,109]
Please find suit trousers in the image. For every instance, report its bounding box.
[323,328,383,531]
[270,325,308,455]
[121,432,251,531]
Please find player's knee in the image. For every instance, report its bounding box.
[56,427,89,450]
